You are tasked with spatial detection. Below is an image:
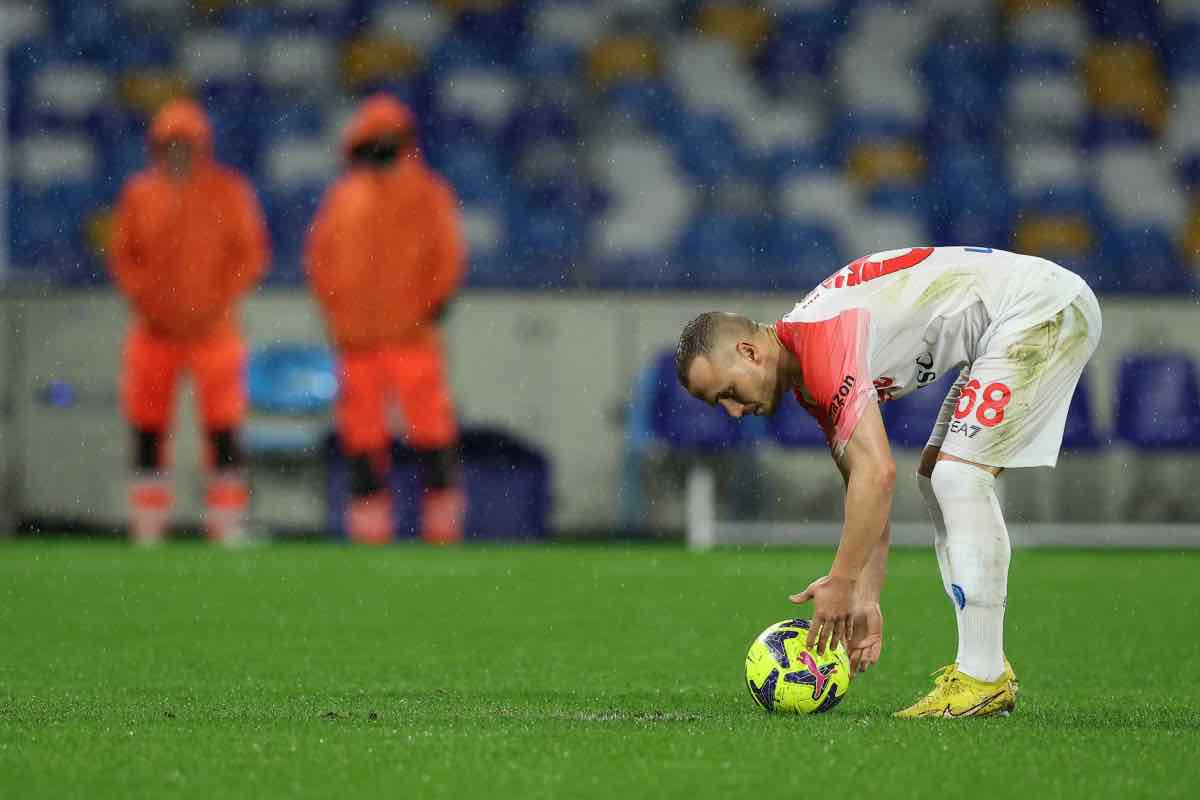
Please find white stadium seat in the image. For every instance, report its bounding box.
[437,68,521,132]
[667,36,765,119]
[0,1,47,46]
[780,172,859,228]
[264,138,339,191]
[180,32,252,86]
[370,2,451,54]
[843,211,930,261]
[1009,6,1091,59]
[259,34,336,94]
[30,65,111,121]
[17,135,98,190]
[1093,145,1189,230]
[1008,141,1087,200]
[531,2,611,50]
[1006,74,1086,136]
[462,206,505,256]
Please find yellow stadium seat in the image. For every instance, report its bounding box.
[340,36,422,92]
[83,207,114,261]
[118,70,190,120]
[695,2,772,58]
[1180,202,1200,272]
[436,0,512,14]
[845,141,925,190]
[1083,40,1167,133]
[1013,213,1095,257]
[586,35,662,89]
[1001,0,1079,21]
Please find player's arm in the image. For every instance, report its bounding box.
[832,439,889,673]
[792,400,896,656]
[108,183,150,308]
[832,401,896,584]
[427,179,467,321]
[227,178,270,295]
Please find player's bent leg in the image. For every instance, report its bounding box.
[931,459,1010,684]
[128,427,173,546]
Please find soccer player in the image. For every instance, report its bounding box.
[109,97,270,545]
[675,246,1101,718]
[306,94,467,545]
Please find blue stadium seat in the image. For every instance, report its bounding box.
[1114,354,1200,449]
[325,428,552,540]
[767,394,828,449]
[247,344,337,414]
[764,219,841,291]
[1110,227,1191,293]
[604,79,682,137]
[882,373,959,449]
[675,210,758,289]
[675,113,746,184]
[1087,0,1160,40]
[1062,373,1103,451]
[507,206,585,288]
[647,350,749,450]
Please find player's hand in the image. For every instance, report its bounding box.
[789,574,855,656]
[846,602,883,674]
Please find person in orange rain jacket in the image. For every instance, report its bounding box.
[306,93,467,545]
[108,97,270,545]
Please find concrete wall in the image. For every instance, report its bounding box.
[5,289,1199,533]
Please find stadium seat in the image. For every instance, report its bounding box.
[180,31,253,90]
[675,209,758,289]
[325,428,552,540]
[436,67,522,135]
[1114,354,1200,448]
[1093,145,1188,232]
[586,33,662,88]
[247,344,337,415]
[1062,371,1103,451]
[1005,73,1086,138]
[882,373,960,449]
[259,33,337,97]
[1083,41,1167,136]
[694,1,772,58]
[767,393,828,449]
[765,219,842,290]
[843,211,929,262]
[645,349,749,449]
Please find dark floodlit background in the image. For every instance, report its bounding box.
[1,0,1198,542]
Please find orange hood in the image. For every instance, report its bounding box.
[149,98,213,158]
[342,94,416,155]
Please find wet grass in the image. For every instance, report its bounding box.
[1,541,1197,799]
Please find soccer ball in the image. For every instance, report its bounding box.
[745,619,851,714]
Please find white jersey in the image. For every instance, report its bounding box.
[780,246,1087,403]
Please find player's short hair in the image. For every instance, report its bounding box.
[675,312,756,388]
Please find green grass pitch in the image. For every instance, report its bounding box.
[2,541,1197,799]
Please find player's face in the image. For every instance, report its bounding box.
[687,341,782,418]
[157,139,194,180]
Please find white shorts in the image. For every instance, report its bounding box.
[927,286,1102,468]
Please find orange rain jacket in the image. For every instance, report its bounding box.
[109,99,269,340]
[306,95,466,350]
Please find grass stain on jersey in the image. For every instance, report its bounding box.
[912,271,971,312]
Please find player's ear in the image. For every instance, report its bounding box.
[736,340,759,363]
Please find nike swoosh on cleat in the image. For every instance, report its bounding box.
[942,692,1007,718]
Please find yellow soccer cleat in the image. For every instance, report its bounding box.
[894,663,1017,719]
